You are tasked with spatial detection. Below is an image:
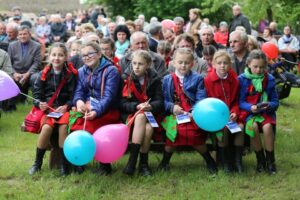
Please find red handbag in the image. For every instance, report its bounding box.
[24,107,46,133]
[23,75,68,134]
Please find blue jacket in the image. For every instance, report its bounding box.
[162,71,206,114]
[238,73,279,121]
[73,57,121,117]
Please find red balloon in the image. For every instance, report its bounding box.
[261,42,278,60]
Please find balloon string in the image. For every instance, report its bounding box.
[127,98,151,127]
[284,59,299,65]
[19,92,55,111]
[83,111,87,131]
[127,108,143,127]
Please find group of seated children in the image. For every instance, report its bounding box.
[27,41,279,177]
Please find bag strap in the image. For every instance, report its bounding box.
[47,74,69,107]
[130,76,148,103]
[100,68,108,98]
[171,73,181,96]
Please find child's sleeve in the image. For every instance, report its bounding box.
[32,72,43,108]
[149,79,164,113]
[195,76,207,102]
[267,75,279,111]
[238,76,253,112]
[162,75,175,114]
[230,78,240,115]
[72,69,87,106]
[120,97,139,113]
[93,67,120,117]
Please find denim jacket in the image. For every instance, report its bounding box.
[238,73,279,121]
[73,57,121,117]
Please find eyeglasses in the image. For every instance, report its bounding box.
[82,51,98,60]
[101,48,111,52]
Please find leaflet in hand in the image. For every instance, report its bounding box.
[176,113,191,124]
[47,112,63,119]
[144,112,159,127]
[90,97,99,110]
[226,121,242,134]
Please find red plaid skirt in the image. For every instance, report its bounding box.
[70,109,121,134]
[165,120,207,146]
[41,112,70,128]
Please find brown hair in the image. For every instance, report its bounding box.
[173,48,194,61]
[81,41,101,53]
[189,8,201,17]
[49,42,68,56]
[157,41,172,54]
[246,49,267,66]
[80,23,96,33]
[131,49,152,67]
[212,50,232,65]
[173,33,195,50]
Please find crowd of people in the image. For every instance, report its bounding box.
[0,4,299,177]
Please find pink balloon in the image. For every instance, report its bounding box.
[93,124,129,163]
[0,70,20,101]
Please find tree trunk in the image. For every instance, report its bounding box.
[267,7,273,22]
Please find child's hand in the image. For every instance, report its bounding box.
[84,111,97,120]
[251,105,258,113]
[257,102,269,110]
[173,105,184,115]
[136,102,151,111]
[142,103,152,111]
[76,100,88,114]
[55,105,68,113]
[230,113,237,121]
[136,103,144,110]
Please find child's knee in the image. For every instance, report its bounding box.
[252,122,259,130]
[41,124,53,132]
[263,123,274,136]
[134,113,147,122]
[145,123,153,134]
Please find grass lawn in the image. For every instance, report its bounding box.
[1,89,300,200]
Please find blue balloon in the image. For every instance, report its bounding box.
[63,130,96,166]
[192,98,230,132]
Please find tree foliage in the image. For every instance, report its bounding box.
[89,0,300,33]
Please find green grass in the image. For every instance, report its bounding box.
[1,89,300,200]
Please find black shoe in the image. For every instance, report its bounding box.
[123,143,140,175]
[157,151,173,172]
[60,148,70,176]
[29,165,41,175]
[223,163,233,174]
[201,151,218,174]
[218,147,233,173]
[265,150,277,175]
[138,152,152,176]
[74,166,85,174]
[29,148,46,175]
[255,150,266,173]
[234,146,244,174]
[139,164,152,176]
[60,165,70,176]
[157,162,170,172]
[95,163,112,175]
[267,162,277,175]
